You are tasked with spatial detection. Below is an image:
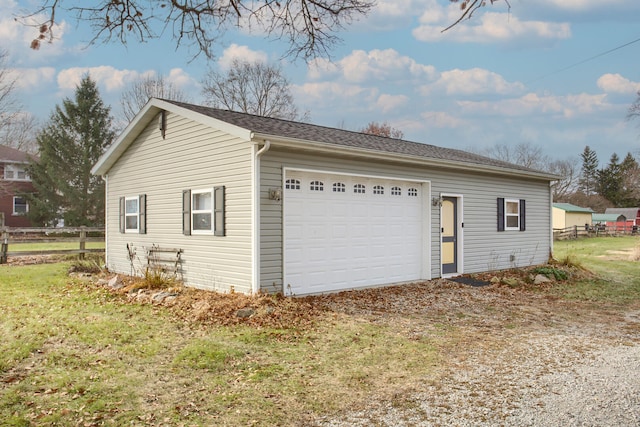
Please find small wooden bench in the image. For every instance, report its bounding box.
[147,246,183,275]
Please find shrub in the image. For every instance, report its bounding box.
[531,266,568,281]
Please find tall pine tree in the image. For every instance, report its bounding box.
[596,153,622,207]
[578,146,598,196]
[619,152,639,207]
[26,75,115,226]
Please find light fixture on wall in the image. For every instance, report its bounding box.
[268,188,282,201]
[432,195,443,207]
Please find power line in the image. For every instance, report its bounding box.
[525,36,640,85]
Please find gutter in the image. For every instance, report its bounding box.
[252,140,271,294]
[251,133,559,182]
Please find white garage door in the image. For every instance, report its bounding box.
[284,170,425,296]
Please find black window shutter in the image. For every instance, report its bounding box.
[119,197,125,233]
[182,190,191,236]
[214,186,225,237]
[139,194,147,234]
[519,199,526,231]
[497,198,505,232]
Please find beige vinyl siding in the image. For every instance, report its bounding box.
[259,147,551,293]
[104,112,253,293]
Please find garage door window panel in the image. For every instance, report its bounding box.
[354,184,366,194]
[286,179,301,190]
[310,181,324,191]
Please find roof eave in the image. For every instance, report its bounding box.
[252,133,559,181]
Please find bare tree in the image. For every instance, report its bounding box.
[474,142,550,170]
[0,50,18,132]
[628,90,640,125]
[547,158,579,202]
[0,113,39,154]
[361,121,404,139]
[21,0,374,61]
[120,74,191,122]
[201,59,308,121]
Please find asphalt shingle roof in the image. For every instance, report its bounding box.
[164,100,553,177]
[0,144,32,163]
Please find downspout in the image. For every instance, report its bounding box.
[252,140,271,293]
[549,180,555,260]
[102,175,108,267]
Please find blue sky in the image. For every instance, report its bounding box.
[2,0,640,166]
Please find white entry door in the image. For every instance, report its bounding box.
[284,170,426,296]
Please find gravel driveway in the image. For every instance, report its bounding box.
[314,280,640,426]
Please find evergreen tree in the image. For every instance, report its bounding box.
[578,146,599,196]
[596,153,622,206]
[26,75,115,226]
[619,152,640,207]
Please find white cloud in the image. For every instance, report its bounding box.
[458,92,610,118]
[295,81,378,107]
[421,111,465,128]
[376,94,409,113]
[218,44,268,69]
[425,68,525,96]
[532,0,635,12]
[57,66,142,92]
[317,49,436,84]
[413,5,571,45]
[307,58,340,80]
[167,68,198,90]
[8,67,56,90]
[597,74,640,95]
[359,0,434,30]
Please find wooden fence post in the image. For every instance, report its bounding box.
[0,228,8,264]
[79,226,86,260]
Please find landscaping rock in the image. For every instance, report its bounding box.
[236,308,255,319]
[152,292,177,303]
[502,277,519,287]
[107,275,124,290]
[534,274,552,285]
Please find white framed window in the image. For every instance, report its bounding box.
[497,198,525,232]
[505,199,520,230]
[373,185,384,195]
[192,189,213,233]
[119,195,146,234]
[354,184,366,194]
[391,186,401,196]
[408,188,418,197]
[125,197,139,232]
[182,187,225,236]
[4,164,30,181]
[13,196,28,215]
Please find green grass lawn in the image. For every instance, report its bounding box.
[0,263,438,426]
[1,237,639,425]
[553,236,640,303]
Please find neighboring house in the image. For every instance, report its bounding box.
[552,203,594,230]
[0,145,36,227]
[92,99,558,296]
[604,208,640,226]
